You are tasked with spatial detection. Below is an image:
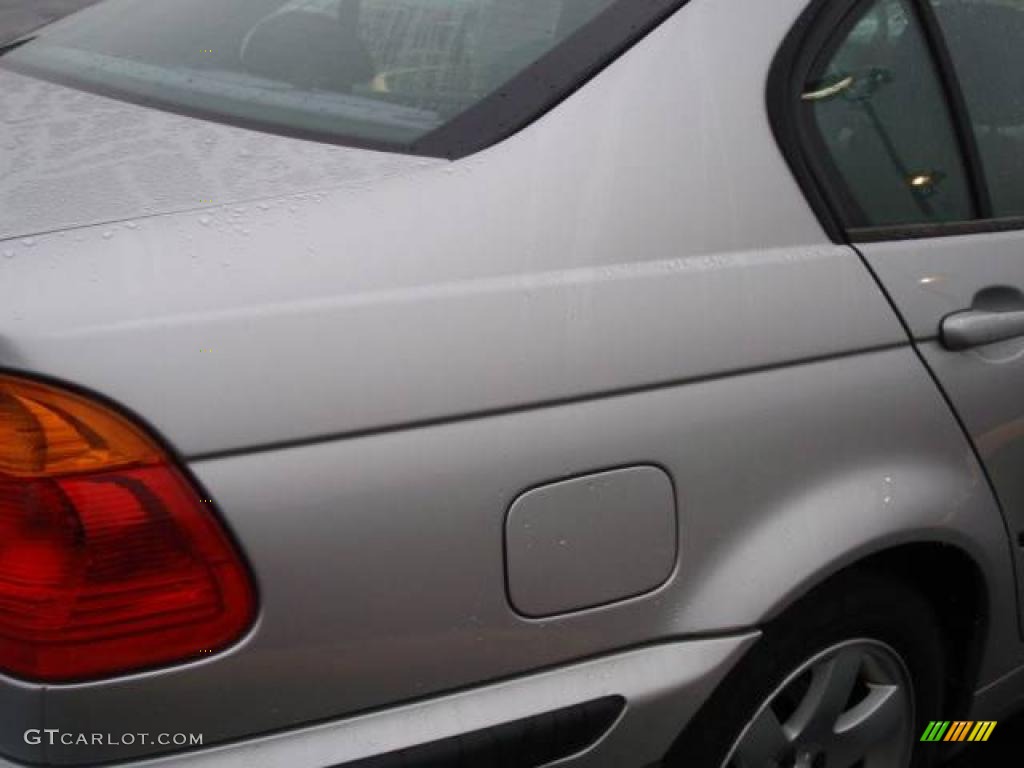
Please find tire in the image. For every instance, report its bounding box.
[665,571,947,768]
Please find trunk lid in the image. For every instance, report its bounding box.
[0,67,436,242]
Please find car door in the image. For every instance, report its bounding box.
[783,0,1024,632]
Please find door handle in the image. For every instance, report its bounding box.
[941,308,1024,351]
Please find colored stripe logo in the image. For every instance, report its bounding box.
[920,721,996,742]
[920,721,949,741]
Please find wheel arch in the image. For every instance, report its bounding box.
[663,543,973,766]
[792,542,990,718]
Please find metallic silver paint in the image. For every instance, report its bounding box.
[941,307,1024,351]
[0,681,41,765]
[0,0,897,460]
[505,465,677,618]
[0,0,1021,764]
[0,637,758,768]
[16,347,1016,765]
[860,232,1024,633]
[0,68,440,242]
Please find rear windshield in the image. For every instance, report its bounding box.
[2,0,633,155]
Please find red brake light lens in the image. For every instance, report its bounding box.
[0,374,255,682]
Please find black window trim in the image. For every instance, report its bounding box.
[851,215,1024,242]
[910,0,992,218]
[0,0,693,161]
[768,0,871,243]
[769,0,1017,243]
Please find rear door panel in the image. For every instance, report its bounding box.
[859,232,1024,634]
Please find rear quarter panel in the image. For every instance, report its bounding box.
[33,347,1017,765]
[0,0,1019,763]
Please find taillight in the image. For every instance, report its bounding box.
[0,374,255,682]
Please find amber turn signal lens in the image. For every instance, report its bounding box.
[0,375,161,477]
[0,374,256,682]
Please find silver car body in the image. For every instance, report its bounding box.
[1,0,1023,765]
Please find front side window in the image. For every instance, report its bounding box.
[1,0,623,153]
[930,0,1024,218]
[802,0,973,227]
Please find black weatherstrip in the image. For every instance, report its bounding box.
[851,215,1024,242]
[909,0,993,219]
[413,0,693,159]
[2,1,693,161]
[767,0,864,243]
[768,0,1020,242]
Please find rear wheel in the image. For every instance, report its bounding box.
[666,573,946,768]
[727,638,914,767]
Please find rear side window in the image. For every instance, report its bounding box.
[802,0,973,227]
[929,0,1024,217]
[0,0,680,157]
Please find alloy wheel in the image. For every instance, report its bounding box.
[722,639,915,768]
